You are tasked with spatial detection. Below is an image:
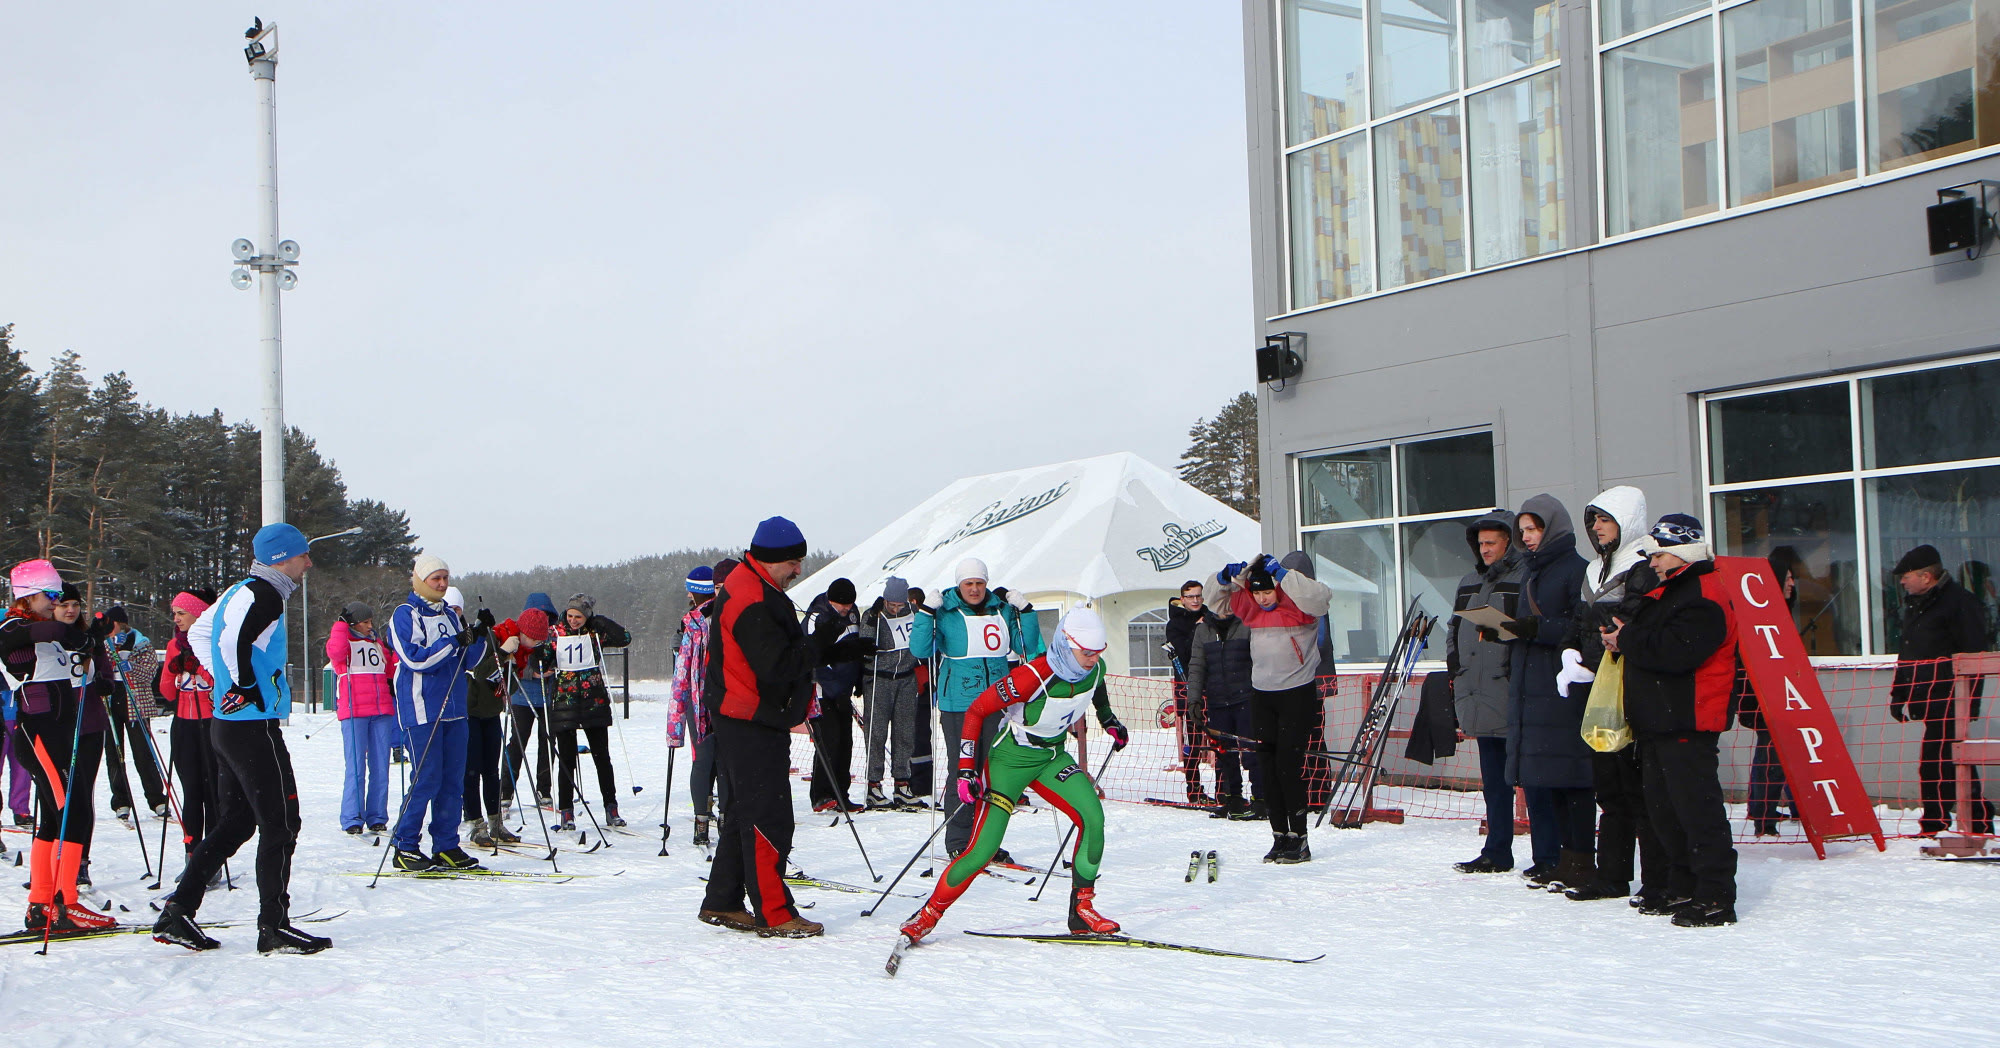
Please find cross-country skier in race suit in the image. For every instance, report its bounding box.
[899,607,1130,944]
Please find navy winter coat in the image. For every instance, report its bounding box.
[1505,495,1593,789]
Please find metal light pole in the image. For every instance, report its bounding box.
[301,526,365,712]
[230,18,299,527]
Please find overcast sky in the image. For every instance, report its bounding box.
[1,3,1253,572]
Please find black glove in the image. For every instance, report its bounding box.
[1889,701,1907,723]
[1504,617,1539,641]
[87,613,117,640]
[218,684,265,716]
[454,629,474,648]
[1475,627,1501,644]
[1104,719,1130,752]
[475,608,496,630]
[532,645,556,671]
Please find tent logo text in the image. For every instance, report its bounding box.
[925,481,1073,553]
[1135,520,1227,571]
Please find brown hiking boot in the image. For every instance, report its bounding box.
[757,915,825,939]
[698,909,758,932]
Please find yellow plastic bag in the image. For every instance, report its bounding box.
[1579,651,1633,753]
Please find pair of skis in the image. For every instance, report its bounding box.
[888,927,1321,976]
[0,908,344,949]
[1184,850,1219,883]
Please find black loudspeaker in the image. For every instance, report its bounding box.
[1257,332,1306,385]
[1929,196,1979,255]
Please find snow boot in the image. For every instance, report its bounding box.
[344,825,364,837]
[758,915,825,938]
[698,908,758,932]
[606,805,627,828]
[1671,901,1738,928]
[152,900,220,951]
[1520,862,1558,888]
[259,922,332,955]
[1564,877,1630,902]
[1545,848,1594,893]
[1454,855,1512,874]
[1263,833,1288,862]
[1275,834,1312,865]
[1638,895,1695,917]
[434,847,485,871]
[367,822,387,834]
[866,783,890,809]
[490,816,521,844]
[1067,882,1120,935]
[468,819,495,849]
[692,816,711,848]
[900,901,946,943]
[392,848,436,872]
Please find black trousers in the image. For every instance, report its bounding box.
[1592,746,1663,893]
[174,718,300,928]
[939,710,999,855]
[701,716,802,927]
[555,723,616,813]
[1920,713,1993,831]
[1252,683,1319,836]
[103,685,167,813]
[463,714,504,821]
[1175,681,1208,795]
[1207,701,1263,805]
[1548,786,1597,857]
[12,702,102,846]
[169,716,219,851]
[504,705,551,799]
[1639,733,1738,906]
[808,693,856,807]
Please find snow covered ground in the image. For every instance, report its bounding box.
[1,684,1993,1048]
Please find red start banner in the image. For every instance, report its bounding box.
[1714,557,1885,858]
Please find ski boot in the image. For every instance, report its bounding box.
[1067,882,1120,935]
[344,825,365,837]
[75,860,92,891]
[259,922,332,955]
[367,822,388,834]
[434,847,485,871]
[892,781,922,810]
[23,902,48,931]
[555,810,576,832]
[866,783,890,809]
[468,818,495,849]
[490,816,522,845]
[692,816,711,848]
[54,893,117,931]
[392,848,436,872]
[152,802,171,819]
[900,901,946,943]
[605,805,627,828]
[152,900,220,951]
[114,805,135,828]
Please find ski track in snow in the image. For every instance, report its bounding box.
[0,685,1991,1047]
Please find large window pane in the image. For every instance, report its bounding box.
[1467,0,1560,85]
[1402,516,1481,653]
[1374,0,1459,117]
[1400,432,1497,514]
[1863,0,2000,173]
[1708,383,1853,483]
[1867,465,2000,652]
[1376,103,1466,288]
[1725,0,1858,206]
[1863,359,2000,468]
[1604,0,1711,42]
[1468,71,1567,267]
[1286,0,1370,143]
[1289,135,1375,307]
[1712,481,1862,654]
[1127,608,1171,678]
[1604,20,1719,235]
[1302,446,1393,525]
[1305,526,1396,661]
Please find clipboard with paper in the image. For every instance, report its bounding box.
[1452,602,1520,638]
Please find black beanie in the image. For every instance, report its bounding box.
[104,605,130,625]
[1244,565,1277,592]
[828,578,856,604]
[1892,544,1943,576]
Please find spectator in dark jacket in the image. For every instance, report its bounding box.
[1166,580,1220,805]
[1447,509,1523,874]
[1503,494,1593,890]
[1604,514,1739,928]
[1187,612,1262,819]
[1890,544,1994,834]
[804,578,870,814]
[1732,549,1800,835]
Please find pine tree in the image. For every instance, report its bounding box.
[0,325,44,568]
[1178,391,1260,520]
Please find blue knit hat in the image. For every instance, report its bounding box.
[686,565,715,595]
[253,523,310,565]
[749,516,808,563]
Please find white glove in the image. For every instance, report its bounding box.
[1006,589,1031,612]
[1555,648,1595,693]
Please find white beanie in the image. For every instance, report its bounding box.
[955,558,989,584]
[443,586,465,610]
[412,552,449,587]
[1058,607,1108,652]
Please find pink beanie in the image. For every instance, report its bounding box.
[171,591,211,617]
[9,560,61,601]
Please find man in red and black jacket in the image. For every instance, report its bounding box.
[697,516,852,939]
[1603,513,1740,928]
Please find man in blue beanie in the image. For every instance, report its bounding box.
[154,522,330,955]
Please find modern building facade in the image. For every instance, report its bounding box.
[1243,0,2000,668]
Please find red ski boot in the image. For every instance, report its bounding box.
[1067,882,1120,935]
[54,895,118,932]
[900,901,946,943]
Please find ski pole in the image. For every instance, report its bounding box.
[150,717,178,890]
[500,660,558,867]
[106,715,154,880]
[806,715,880,881]
[1030,745,1117,903]
[37,682,91,956]
[656,745,677,857]
[861,813,952,917]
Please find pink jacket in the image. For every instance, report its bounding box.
[328,619,398,719]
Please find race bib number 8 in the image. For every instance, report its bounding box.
[962,615,1009,659]
[555,634,600,673]
[348,640,385,676]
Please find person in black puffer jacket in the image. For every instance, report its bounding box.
[1167,581,1222,806]
[1502,494,1592,890]
[548,594,632,829]
[1187,612,1262,819]
[1889,544,1994,834]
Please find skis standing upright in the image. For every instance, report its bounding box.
[1315,598,1435,828]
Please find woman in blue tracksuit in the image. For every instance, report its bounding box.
[387,553,490,872]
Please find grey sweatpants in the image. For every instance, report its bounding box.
[863,672,921,784]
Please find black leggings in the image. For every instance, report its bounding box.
[505,706,551,799]
[174,718,301,928]
[12,702,103,846]
[556,724,617,813]
[103,685,167,813]
[463,714,504,820]
[169,715,219,851]
[1251,683,1319,836]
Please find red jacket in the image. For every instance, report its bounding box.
[1619,560,1738,735]
[703,558,816,730]
[160,630,215,721]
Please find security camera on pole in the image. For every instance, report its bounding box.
[229,17,298,529]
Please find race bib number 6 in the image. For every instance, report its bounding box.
[962,614,1009,659]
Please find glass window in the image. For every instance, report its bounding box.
[1289,135,1376,308]
[1604,0,1711,42]
[1400,432,1498,515]
[1604,20,1718,235]
[1863,358,2000,468]
[1467,0,1560,85]
[1468,70,1567,267]
[1402,516,1481,651]
[1376,102,1467,288]
[1306,526,1396,660]
[1866,465,2000,650]
[1287,0,1370,143]
[1863,0,2000,173]
[1712,481,1862,655]
[1373,0,1459,117]
[1707,383,1853,483]
[1724,0,1857,206]
[1127,608,1172,678]
[1301,445,1393,525]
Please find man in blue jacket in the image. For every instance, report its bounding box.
[388,552,491,872]
[153,523,328,955]
[908,557,1043,857]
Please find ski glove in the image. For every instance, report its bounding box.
[1219,562,1247,585]
[1258,553,1286,580]
[453,629,474,648]
[218,683,265,716]
[1005,589,1032,612]
[957,774,984,806]
[1105,719,1129,751]
[475,608,496,630]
